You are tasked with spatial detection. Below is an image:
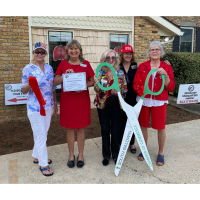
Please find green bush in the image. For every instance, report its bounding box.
[162,52,200,94]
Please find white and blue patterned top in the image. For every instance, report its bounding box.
[21,63,56,112]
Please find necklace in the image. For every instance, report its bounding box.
[69,59,80,65]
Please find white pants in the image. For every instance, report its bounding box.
[27,109,52,167]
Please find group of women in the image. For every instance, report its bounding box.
[21,39,175,176]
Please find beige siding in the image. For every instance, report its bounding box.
[31,28,48,63]
[31,28,131,108]
[74,30,109,108]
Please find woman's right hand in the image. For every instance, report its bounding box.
[94,76,98,84]
[66,69,74,73]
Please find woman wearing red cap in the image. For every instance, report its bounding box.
[119,45,138,154]
[133,41,175,166]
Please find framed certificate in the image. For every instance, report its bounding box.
[62,72,87,92]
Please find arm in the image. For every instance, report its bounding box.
[94,75,101,93]
[164,66,175,91]
[21,67,31,94]
[22,77,31,94]
[157,67,171,87]
[87,77,94,87]
[54,75,63,86]
[52,90,58,115]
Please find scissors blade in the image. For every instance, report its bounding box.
[115,118,134,176]
[115,93,153,176]
[132,98,143,118]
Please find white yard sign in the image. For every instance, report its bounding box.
[177,84,200,104]
[5,83,28,105]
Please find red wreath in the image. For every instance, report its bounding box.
[29,76,46,116]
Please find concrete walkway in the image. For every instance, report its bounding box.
[0,119,200,184]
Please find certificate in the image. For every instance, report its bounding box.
[62,72,87,92]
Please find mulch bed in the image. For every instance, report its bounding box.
[0,105,200,156]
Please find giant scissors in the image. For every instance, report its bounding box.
[96,62,165,176]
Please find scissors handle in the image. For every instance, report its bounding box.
[141,68,165,100]
[95,62,120,92]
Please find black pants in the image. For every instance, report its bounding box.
[97,95,122,160]
[120,100,136,146]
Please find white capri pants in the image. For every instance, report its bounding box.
[27,109,52,167]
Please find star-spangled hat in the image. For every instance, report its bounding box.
[33,42,47,52]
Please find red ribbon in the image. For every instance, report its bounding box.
[29,76,46,116]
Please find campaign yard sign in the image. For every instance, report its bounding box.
[177,84,200,104]
[5,83,28,105]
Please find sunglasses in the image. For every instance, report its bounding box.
[34,51,46,55]
[106,56,116,61]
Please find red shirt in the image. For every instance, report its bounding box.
[133,60,175,101]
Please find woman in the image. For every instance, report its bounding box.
[133,41,175,166]
[119,45,138,154]
[54,39,94,168]
[21,42,58,176]
[119,45,170,154]
[94,49,127,166]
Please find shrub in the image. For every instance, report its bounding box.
[162,52,200,94]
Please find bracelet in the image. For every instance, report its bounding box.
[165,75,169,79]
[54,101,58,104]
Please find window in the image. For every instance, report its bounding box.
[180,27,194,52]
[110,34,129,53]
[48,31,73,101]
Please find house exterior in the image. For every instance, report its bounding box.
[162,17,200,53]
[0,16,199,123]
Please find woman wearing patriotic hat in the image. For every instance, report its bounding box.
[119,45,138,154]
[21,42,58,176]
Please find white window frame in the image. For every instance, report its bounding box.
[109,33,130,50]
[47,29,74,64]
[180,27,194,53]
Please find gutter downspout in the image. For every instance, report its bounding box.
[161,36,175,44]
[28,16,32,62]
[131,16,134,49]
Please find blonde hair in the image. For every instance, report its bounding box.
[100,49,120,72]
[65,39,84,62]
[119,52,135,63]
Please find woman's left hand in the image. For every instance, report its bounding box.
[53,104,58,116]
[157,68,167,76]
[111,89,117,95]
[164,60,171,65]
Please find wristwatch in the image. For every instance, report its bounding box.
[165,75,169,79]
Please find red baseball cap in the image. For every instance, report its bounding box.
[120,45,135,53]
